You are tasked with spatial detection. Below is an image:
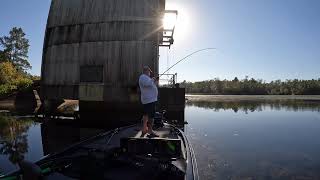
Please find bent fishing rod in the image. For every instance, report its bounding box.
[158,48,217,78]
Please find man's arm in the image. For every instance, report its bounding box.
[139,76,154,87]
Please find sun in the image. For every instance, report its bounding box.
[162,4,190,43]
[163,13,177,30]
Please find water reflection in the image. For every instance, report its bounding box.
[1,99,320,179]
[40,119,104,155]
[187,100,320,113]
[0,115,104,174]
[186,100,320,180]
[0,115,33,164]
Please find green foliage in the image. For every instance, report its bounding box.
[30,75,40,81]
[0,27,34,97]
[0,84,17,96]
[14,77,33,90]
[180,77,320,95]
[0,62,33,96]
[0,27,31,71]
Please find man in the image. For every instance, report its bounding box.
[139,66,159,137]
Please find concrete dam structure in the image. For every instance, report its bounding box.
[41,0,183,125]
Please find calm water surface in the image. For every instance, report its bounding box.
[186,100,320,179]
[0,116,43,174]
[1,100,320,180]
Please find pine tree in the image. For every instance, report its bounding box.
[0,27,31,71]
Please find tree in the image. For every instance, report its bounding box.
[0,62,17,84]
[0,50,7,62]
[0,61,33,96]
[0,27,31,71]
[232,77,239,82]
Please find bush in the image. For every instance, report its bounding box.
[0,84,16,95]
[0,62,34,96]
[14,77,33,90]
[0,61,17,84]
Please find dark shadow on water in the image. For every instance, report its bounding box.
[40,118,106,155]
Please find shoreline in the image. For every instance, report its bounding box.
[186,95,320,102]
[0,100,15,110]
[1,95,320,111]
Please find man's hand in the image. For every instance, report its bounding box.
[152,77,159,82]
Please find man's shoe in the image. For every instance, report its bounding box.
[140,130,148,137]
[147,133,159,138]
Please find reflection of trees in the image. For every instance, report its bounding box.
[187,100,320,113]
[0,115,33,164]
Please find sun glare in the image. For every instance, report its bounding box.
[163,13,177,30]
[162,3,191,43]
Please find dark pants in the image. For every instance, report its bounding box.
[142,101,156,119]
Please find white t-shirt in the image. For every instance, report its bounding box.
[138,74,158,104]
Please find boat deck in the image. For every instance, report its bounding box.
[133,125,177,139]
[81,124,181,152]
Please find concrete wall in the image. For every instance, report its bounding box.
[41,0,165,102]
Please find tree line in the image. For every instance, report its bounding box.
[187,100,320,113]
[180,77,320,95]
[0,27,37,97]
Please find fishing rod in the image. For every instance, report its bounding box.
[159,48,217,78]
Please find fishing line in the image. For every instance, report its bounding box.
[167,48,170,74]
[167,48,170,81]
[159,48,217,78]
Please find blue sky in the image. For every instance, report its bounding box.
[1,0,319,82]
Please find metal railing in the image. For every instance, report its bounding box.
[159,73,178,87]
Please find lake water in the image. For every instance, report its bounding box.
[1,99,320,179]
[186,100,320,180]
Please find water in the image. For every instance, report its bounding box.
[186,100,320,179]
[1,99,320,179]
[0,116,44,175]
[0,116,103,175]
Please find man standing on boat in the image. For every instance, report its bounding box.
[139,66,159,137]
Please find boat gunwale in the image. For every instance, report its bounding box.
[3,123,198,180]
